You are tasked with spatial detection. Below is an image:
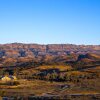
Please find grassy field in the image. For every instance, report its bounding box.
[0,65,100,99]
[0,79,99,96]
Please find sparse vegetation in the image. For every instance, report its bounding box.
[0,44,99,99]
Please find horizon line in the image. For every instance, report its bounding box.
[0,42,100,46]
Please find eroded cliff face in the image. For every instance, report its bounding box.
[0,43,100,58]
[0,43,100,67]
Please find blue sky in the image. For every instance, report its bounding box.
[0,0,100,45]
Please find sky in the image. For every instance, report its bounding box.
[0,0,100,45]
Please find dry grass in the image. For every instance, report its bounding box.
[84,66,100,72]
[35,65,72,71]
[67,71,88,75]
[0,78,99,97]
[20,65,72,76]
[0,80,66,96]
[0,65,99,97]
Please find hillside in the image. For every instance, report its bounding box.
[0,43,100,67]
[0,43,100,99]
[0,43,100,58]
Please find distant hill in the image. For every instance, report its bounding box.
[0,43,99,67]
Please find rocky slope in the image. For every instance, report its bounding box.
[0,43,100,57]
[0,43,99,67]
